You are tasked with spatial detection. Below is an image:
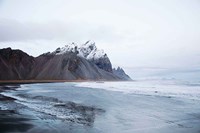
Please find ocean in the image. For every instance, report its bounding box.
[0,79,200,133]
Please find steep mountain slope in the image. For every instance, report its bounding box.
[52,41,112,72]
[51,41,132,80]
[0,48,34,80]
[113,67,132,80]
[29,52,119,80]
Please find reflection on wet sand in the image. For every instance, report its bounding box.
[0,109,33,133]
[0,85,105,132]
[15,94,105,126]
[54,101,105,126]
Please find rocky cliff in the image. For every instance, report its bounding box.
[113,67,132,80]
[52,41,113,72]
[0,48,34,80]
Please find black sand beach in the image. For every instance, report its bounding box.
[1,81,200,133]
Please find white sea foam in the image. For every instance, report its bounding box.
[0,104,8,110]
[1,90,95,123]
[74,80,200,100]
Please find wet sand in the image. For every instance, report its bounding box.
[0,84,105,133]
[0,110,33,133]
[0,80,83,85]
[0,79,125,86]
[0,85,33,133]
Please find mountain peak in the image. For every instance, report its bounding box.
[52,41,106,60]
[113,67,132,80]
[50,41,112,72]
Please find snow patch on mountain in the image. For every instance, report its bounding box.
[53,41,107,60]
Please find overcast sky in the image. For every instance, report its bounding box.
[0,0,200,78]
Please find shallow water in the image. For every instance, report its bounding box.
[0,80,200,133]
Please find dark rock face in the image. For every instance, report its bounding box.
[0,48,34,80]
[82,41,113,73]
[113,67,132,80]
[52,41,113,73]
[31,52,119,80]
[88,55,112,73]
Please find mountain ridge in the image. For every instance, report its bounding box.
[0,42,132,81]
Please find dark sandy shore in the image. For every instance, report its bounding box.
[0,80,105,133]
[0,85,34,133]
[0,79,124,86]
[0,80,83,85]
[0,110,33,133]
[0,84,105,133]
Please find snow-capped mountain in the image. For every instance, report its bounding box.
[52,41,113,72]
[0,44,131,80]
[0,47,120,80]
[50,41,132,80]
[53,41,105,60]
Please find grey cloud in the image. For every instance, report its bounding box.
[0,19,67,41]
[0,19,122,43]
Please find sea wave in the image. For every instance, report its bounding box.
[1,91,104,125]
[74,80,200,100]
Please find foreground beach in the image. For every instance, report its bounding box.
[0,80,200,133]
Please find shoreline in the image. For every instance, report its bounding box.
[0,80,133,85]
[0,80,97,86]
[0,80,86,85]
